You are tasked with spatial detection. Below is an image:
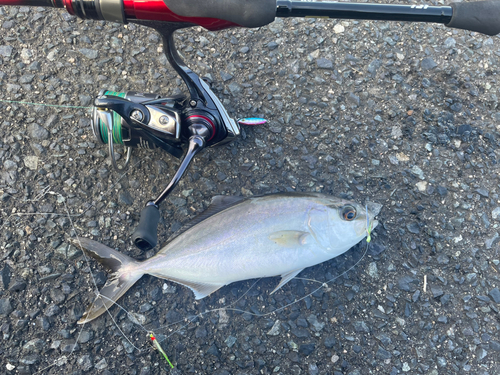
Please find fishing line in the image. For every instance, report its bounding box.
[63,274,267,368]
[145,279,265,339]
[33,184,144,374]
[214,240,370,318]
[32,197,95,375]
[0,159,142,233]
[60,160,145,346]
[0,160,142,373]
[89,279,265,346]
[0,98,92,110]
[74,277,267,353]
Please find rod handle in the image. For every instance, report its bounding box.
[447,0,500,36]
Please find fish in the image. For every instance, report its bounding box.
[74,192,379,324]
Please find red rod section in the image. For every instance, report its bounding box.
[123,0,238,30]
[0,0,239,30]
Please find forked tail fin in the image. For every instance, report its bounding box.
[73,237,144,324]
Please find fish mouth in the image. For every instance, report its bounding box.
[364,201,381,237]
[354,218,378,237]
[355,217,378,237]
[366,202,383,217]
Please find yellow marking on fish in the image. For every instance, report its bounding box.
[269,230,309,247]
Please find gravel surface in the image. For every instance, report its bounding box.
[1,2,500,375]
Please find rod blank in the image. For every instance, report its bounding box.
[276,1,453,24]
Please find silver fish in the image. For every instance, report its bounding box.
[75,193,379,324]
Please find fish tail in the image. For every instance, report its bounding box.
[73,237,144,324]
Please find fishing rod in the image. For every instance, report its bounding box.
[2,0,499,34]
[0,0,499,251]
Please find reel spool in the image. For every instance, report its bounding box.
[91,90,184,170]
[92,90,162,149]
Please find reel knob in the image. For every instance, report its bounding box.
[131,202,161,251]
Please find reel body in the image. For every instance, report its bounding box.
[92,84,240,166]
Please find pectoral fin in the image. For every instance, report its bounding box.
[270,269,304,295]
[269,231,310,247]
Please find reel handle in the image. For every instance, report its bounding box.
[131,133,207,250]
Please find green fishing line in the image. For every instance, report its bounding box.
[0,99,91,109]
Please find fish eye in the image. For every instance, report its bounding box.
[341,206,357,221]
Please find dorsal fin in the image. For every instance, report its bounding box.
[167,195,247,240]
[210,195,246,209]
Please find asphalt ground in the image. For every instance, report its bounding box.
[1,1,500,374]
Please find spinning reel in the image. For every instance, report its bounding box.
[91,25,241,251]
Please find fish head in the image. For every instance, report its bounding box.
[321,197,380,251]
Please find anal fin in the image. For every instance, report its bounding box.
[149,273,224,300]
[270,269,304,295]
[185,281,224,300]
